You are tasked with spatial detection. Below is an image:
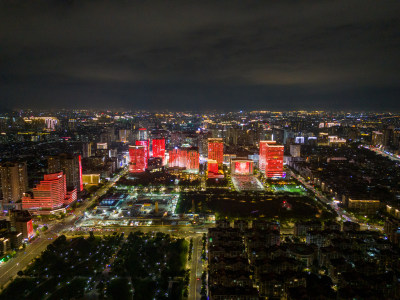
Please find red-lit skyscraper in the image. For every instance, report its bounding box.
[129,146,147,173]
[187,149,200,172]
[168,148,186,168]
[259,141,284,178]
[22,172,77,210]
[259,140,274,172]
[152,138,165,162]
[78,155,83,191]
[208,138,223,165]
[136,140,149,162]
[168,147,199,172]
[168,148,180,168]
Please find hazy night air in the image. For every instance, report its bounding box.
[1,0,400,111]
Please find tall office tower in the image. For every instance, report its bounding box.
[259,141,284,178]
[47,154,82,191]
[0,162,28,203]
[82,143,92,158]
[290,144,301,157]
[152,138,165,162]
[22,172,77,210]
[10,210,34,239]
[372,131,384,146]
[198,132,211,156]
[135,140,149,163]
[129,146,147,173]
[119,129,131,143]
[259,140,275,172]
[187,149,200,172]
[138,128,148,141]
[179,149,188,168]
[168,148,181,168]
[208,138,224,164]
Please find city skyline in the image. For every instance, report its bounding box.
[1,1,400,299]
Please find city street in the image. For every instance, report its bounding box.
[188,235,204,300]
[361,145,400,162]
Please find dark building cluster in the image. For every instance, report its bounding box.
[208,219,399,299]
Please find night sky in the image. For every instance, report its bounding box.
[1,0,400,111]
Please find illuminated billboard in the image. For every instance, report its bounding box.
[231,159,253,175]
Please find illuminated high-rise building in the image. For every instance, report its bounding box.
[48,154,83,191]
[168,147,199,171]
[152,138,165,162]
[119,129,131,143]
[208,138,223,164]
[82,143,93,158]
[259,141,284,178]
[168,148,180,168]
[179,149,188,168]
[187,149,200,172]
[138,128,148,141]
[371,131,384,146]
[168,148,186,168]
[259,140,275,172]
[22,172,77,210]
[0,162,28,203]
[10,210,34,239]
[136,140,149,162]
[290,144,301,157]
[129,146,147,173]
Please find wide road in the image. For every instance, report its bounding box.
[361,145,400,162]
[0,168,128,290]
[188,235,203,300]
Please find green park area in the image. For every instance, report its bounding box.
[0,232,188,300]
[268,184,306,195]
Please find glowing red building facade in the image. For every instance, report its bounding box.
[168,148,180,168]
[78,155,83,191]
[129,146,147,173]
[208,138,223,165]
[259,141,284,178]
[152,138,165,162]
[136,140,149,163]
[207,159,219,177]
[187,149,200,172]
[231,159,254,175]
[168,148,186,168]
[22,172,77,210]
[168,148,199,172]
